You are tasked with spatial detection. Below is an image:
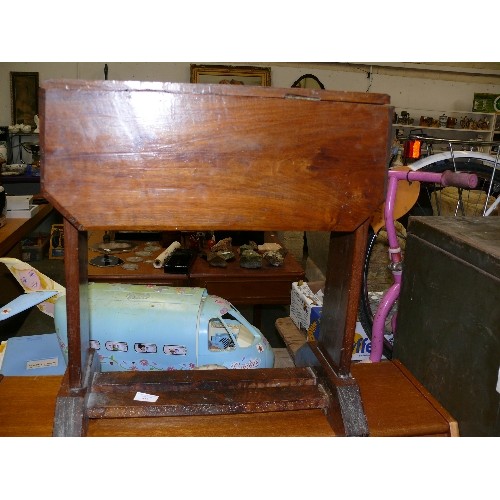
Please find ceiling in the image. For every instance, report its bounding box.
[269,62,500,84]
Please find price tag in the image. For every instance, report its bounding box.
[134,392,159,402]
[26,358,59,370]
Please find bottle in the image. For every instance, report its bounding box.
[393,148,404,167]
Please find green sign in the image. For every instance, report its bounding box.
[472,93,500,113]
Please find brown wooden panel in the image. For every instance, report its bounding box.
[87,408,336,437]
[0,374,335,437]
[0,376,62,437]
[63,220,90,389]
[353,361,455,436]
[87,384,328,418]
[320,219,370,373]
[0,362,456,436]
[40,81,391,232]
[92,367,317,392]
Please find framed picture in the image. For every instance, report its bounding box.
[190,64,271,86]
[49,224,65,259]
[10,72,39,127]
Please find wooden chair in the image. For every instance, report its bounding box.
[40,80,392,436]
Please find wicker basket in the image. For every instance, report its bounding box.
[431,187,498,216]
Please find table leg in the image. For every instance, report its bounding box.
[253,304,262,329]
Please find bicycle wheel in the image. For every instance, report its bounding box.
[359,152,500,359]
[410,156,500,218]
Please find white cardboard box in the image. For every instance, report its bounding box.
[6,195,33,211]
[290,280,386,361]
[6,205,40,219]
[290,281,324,336]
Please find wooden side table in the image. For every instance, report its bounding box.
[40,80,392,436]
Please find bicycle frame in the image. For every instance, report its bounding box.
[370,170,445,362]
[369,169,479,362]
[366,135,500,362]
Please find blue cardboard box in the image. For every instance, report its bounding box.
[306,307,322,341]
[0,333,66,376]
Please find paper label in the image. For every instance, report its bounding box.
[134,392,159,402]
[26,357,59,370]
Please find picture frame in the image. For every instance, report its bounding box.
[49,224,65,259]
[10,72,39,127]
[190,64,271,87]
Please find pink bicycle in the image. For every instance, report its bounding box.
[359,135,500,362]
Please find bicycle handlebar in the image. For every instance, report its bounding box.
[441,170,478,189]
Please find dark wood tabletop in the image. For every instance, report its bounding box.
[87,230,188,285]
[189,245,305,305]
[87,230,305,305]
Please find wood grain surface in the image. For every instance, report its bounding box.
[0,359,457,437]
[40,81,391,232]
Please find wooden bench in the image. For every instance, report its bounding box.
[40,80,392,436]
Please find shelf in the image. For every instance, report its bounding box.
[392,109,498,154]
[393,123,491,133]
[1,174,40,183]
[394,107,495,117]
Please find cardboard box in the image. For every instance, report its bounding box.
[290,280,387,360]
[6,204,40,219]
[351,322,389,361]
[290,281,324,338]
[21,234,49,262]
[0,334,67,376]
[6,195,33,211]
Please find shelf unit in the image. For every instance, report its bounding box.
[7,132,39,164]
[392,108,496,153]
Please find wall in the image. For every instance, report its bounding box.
[2,62,500,125]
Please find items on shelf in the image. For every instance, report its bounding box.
[394,110,490,130]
